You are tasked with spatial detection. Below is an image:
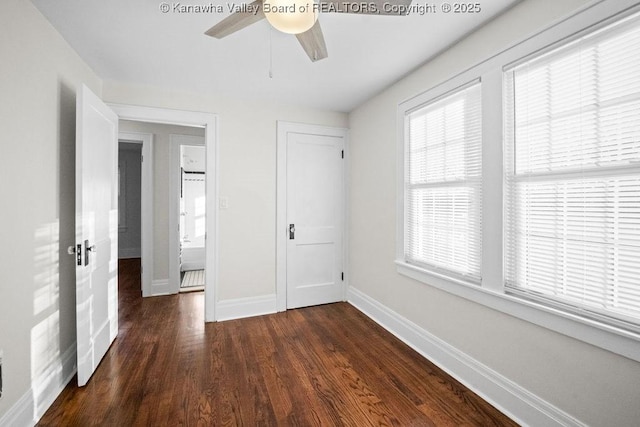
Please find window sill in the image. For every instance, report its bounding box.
[396,260,640,363]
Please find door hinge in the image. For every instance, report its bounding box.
[341,272,344,281]
[341,150,344,159]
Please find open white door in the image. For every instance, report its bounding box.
[284,126,345,309]
[74,85,119,386]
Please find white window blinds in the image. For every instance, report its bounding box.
[504,13,640,328]
[405,82,482,282]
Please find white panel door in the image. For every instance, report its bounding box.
[286,131,344,309]
[75,85,119,386]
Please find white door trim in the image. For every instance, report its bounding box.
[118,132,154,297]
[109,103,219,322]
[276,121,349,312]
[169,134,205,294]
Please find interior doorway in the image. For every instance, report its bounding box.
[174,137,206,292]
[109,104,218,322]
[118,132,153,297]
[118,141,142,262]
[118,122,207,298]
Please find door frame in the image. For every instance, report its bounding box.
[118,132,154,297]
[109,103,219,322]
[276,121,349,312]
[169,134,206,293]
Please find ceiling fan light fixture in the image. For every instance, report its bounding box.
[264,0,318,34]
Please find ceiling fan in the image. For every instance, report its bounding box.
[205,0,413,62]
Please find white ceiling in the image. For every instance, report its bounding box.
[32,0,520,112]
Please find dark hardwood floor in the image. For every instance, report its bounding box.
[38,258,517,426]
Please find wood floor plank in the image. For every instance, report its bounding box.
[312,304,505,426]
[37,259,518,426]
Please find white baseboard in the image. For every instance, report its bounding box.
[0,388,33,427]
[0,343,76,427]
[347,287,585,427]
[216,294,277,321]
[150,279,171,296]
[118,247,140,259]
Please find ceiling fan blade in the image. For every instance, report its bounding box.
[296,20,328,62]
[319,0,413,15]
[204,0,265,38]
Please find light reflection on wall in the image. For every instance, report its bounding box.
[33,223,60,316]
[31,222,62,419]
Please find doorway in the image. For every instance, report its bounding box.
[172,136,206,293]
[109,104,218,322]
[118,142,142,261]
[117,133,153,297]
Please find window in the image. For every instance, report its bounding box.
[397,1,640,362]
[403,82,482,283]
[504,12,640,329]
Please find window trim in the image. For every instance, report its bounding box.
[396,0,640,363]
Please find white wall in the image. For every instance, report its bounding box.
[348,0,640,426]
[105,82,349,301]
[118,143,142,258]
[0,0,102,422]
[119,121,205,281]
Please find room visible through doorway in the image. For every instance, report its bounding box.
[178,142,206,292]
